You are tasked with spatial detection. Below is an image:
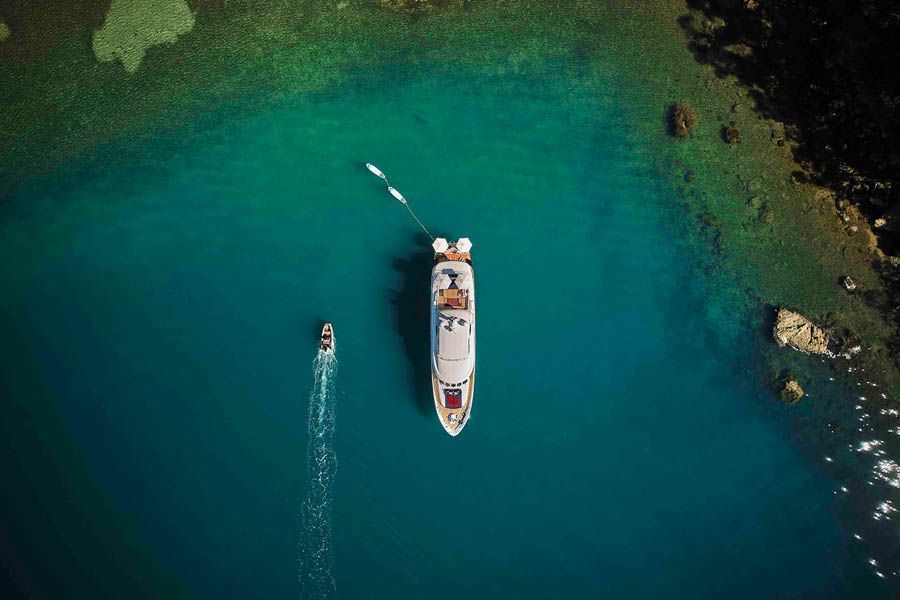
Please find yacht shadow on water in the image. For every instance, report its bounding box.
[391,238,434,418]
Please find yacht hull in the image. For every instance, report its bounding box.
[429,238,475,436]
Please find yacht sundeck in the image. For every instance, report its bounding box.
[430,237,475,436]
[320,323,335,353]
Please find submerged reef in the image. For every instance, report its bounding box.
[92,0,196,74]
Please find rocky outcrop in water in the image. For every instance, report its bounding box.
[781,378,804,404]
[773,308,829,354]
[670,102,698,138]
[723,122,741,144]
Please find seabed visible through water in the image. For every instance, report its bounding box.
[0,1,897,598]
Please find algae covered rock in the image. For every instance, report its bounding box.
[93,0,196,74]
[0,21,10,43]
[781,378,804,404]
[724,122,741,144]
[773,308,829,354]
[670,102,698,138]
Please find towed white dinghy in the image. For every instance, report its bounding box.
[363,161,433,239]
[365,162,387,181]
[430,237,475,436]
[388,186,407,204]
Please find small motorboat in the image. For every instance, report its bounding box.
[320,323,335,353]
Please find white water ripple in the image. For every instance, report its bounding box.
[299,349,338,599]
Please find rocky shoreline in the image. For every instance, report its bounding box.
[677,0,900,387]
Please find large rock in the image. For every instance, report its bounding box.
[671,102,698,138]
[781,378,804,404]
[773,308,829,354]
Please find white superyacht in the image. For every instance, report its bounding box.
[430,237,475,436]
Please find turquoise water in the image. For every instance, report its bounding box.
[0,61,885,597]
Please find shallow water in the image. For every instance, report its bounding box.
[0,48,887,598]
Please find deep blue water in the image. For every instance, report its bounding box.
[0,61,885,597]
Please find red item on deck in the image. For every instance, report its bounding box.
[445,389,462,409]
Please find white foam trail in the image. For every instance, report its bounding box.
[298,349,338,599]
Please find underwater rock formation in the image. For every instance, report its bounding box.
[781,378,804,404]
[92,0,195,74]
[723,122,741,144]
[0,21,10,42]
[773,307,829,354]
[670,102,698,138]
